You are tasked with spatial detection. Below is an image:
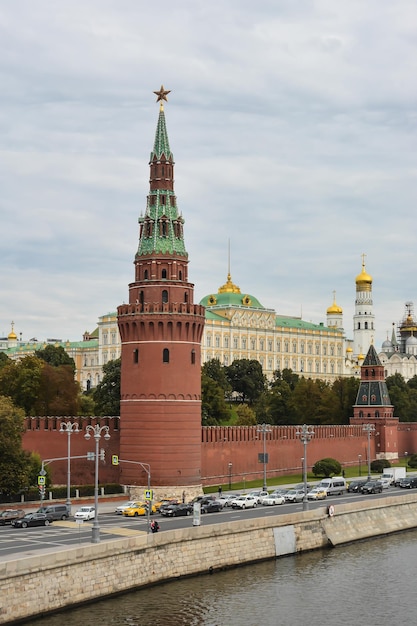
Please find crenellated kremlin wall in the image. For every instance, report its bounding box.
[22,417,417,490]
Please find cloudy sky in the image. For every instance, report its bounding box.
[1,0,416,348]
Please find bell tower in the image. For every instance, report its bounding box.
[117,87,205,492]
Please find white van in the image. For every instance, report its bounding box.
[318,477,346,496]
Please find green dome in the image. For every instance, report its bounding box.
[200,291,264,309]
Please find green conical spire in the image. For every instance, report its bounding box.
[150,103,173,161]
[137,90,187,258]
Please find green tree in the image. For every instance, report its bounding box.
[94,357,121,415]
[201,373,231,425]
[312,457,342,478]
[36,344,76,372]
[202,359,232,395]
[386,373,410,420]
[235,403,257,426]
[226,359,266,404]
[33,363,80,416]
[0,355,44,415]
[0,396,29,494]
[331,377,360,423]
[0,352,9,369]
[265,377,295,424]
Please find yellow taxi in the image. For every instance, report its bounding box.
[123,502,157,517]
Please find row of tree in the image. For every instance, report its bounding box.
[2,349,417,425]
[202,359,417,426]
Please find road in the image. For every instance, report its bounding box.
[0,486,409,561]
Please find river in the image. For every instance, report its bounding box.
[22,529,416,626]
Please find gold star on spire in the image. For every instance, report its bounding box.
[153,85,171,103]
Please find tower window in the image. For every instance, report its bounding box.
[162,290,168,303]
[163,348,169,363]
[162,269,167,279]
[133,349,139,363]
[179,270,183,280]
[144,270,149,280]
[191,350,196,364]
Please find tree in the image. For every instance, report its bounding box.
[201,373,231,425]
[202,359,232,395]
[226,359,266,404]
[235,403,257,426]
[312,458,342,478]
[33,363,80,416]
[94,357,121,415]
[0,355,44,415]
[0,396,30,495]
[36,344,76,372]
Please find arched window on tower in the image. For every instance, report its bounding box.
[365,322,368,329]
[162,269,167,279]
[358,322,361,329]
[133,349,139,363]
[163,348,169,363]
[191,349,196,364]
[179,270,183,280]
[184,292,188,303]
[144,269,149,280]
[162,290,168,303]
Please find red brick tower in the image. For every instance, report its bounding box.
[117,87,205,491]
[351,343,399,461]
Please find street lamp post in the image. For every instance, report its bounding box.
[228,463,232,490]
[358,454,362,477]
[84,424,110,543]
[296,424,315,511]
[363,424,375,481]
[257,423,272,492]
[59,421,80,509]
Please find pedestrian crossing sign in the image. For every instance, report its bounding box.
[145,489,153,500]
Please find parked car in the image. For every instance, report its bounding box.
[247,491,269,504]
[0,509,26,526]
[284,489,305,503]
[115,500,137,515]
[398,477,417,489]
[380,478,391,489]
[347,480,368,493]
[218,494,240,507]
[307,488,327,500]
[158,499,180,513]
[74,506,95,521]
[201,500,223,513]
[12,513,53,528]
[160,503,193,517]
[37,504,71,521]
[361,480,383,494]
[123,502,156,517]
[262,493,285,506]
[231,495,258,509]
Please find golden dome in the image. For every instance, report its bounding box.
[327,292,343,315]
[356,256,372,291]
[218,273,241,294]
[358,353,365,361]
[8,322,17,340]
[346,346,353,353]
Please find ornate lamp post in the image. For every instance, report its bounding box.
[257,423,272,492]
[84,424,110,543]
[363,424,375,481]
[59,421,80,509]
[228,462,233,491]
[296,424,315,511]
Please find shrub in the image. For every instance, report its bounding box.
[407,454,417,468]
[312,458,342,478]
[370,459,391,473]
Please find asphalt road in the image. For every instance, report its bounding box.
[0,486,409,561]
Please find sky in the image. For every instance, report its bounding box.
[1,0,417,348]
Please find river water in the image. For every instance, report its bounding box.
[23,529,417,626]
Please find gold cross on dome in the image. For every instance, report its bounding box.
[153,85,171,103]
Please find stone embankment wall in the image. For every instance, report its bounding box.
[2,493,417,625]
